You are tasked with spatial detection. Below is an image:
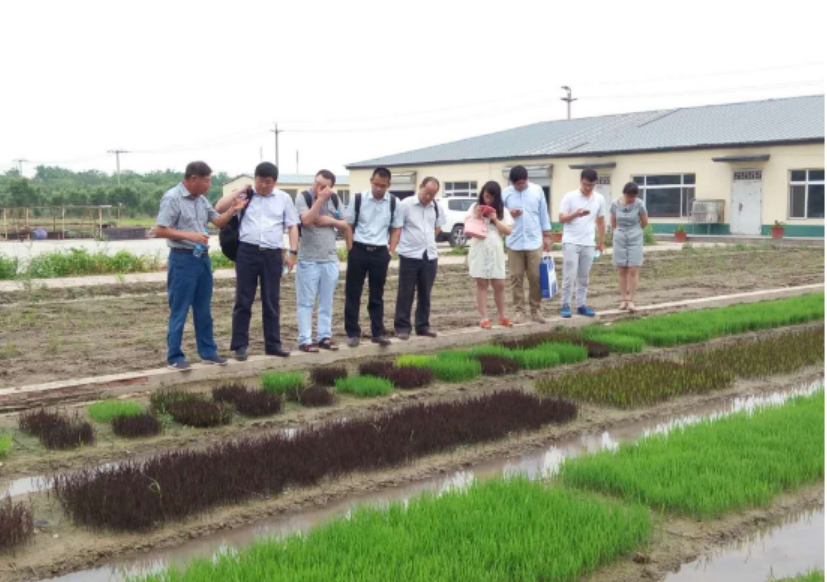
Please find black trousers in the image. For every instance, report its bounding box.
[232,243,283,351]
[344,243,390,338]
[394,253,438,334]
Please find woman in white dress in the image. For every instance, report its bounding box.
[467,181,514,329]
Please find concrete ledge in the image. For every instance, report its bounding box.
[0,283,822,413]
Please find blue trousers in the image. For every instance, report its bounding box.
[166,251,218,364]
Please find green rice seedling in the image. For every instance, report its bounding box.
[260,371,306,397]
[581,331,645,354]
[685,327,824,378]
[0,434,11,456]
[467,344,513,359]
[510,347,561,370]
[396,354,436,367]
[536,358,734,408]
[774,571,825,582]
[132,478,651,582]
[427,353,482,382]
[542,342,588,364]
[149,389,204,416]
[559,391,824,519]
[334,376,394,398]
[87,400,146,423]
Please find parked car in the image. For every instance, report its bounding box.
[438,196,478,247]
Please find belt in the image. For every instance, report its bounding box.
[353,241,388,252]
[240,242,282,252]
[170,248,204,255]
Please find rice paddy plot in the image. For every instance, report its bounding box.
[559,391,824,518]
[130,478,651,582]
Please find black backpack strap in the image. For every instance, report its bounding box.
[302,190,313,210]
[433,200,439,221]
[332,194,340,210]
[390,195,397,228]
[353,193,362,232]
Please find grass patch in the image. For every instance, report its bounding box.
[132,479,650,582]
[208,252,234,271]
[0,434,11,456]
[0,495,34,552]
[112,414,163,439]
[87,400,145,423]
[774,571,825,582]
[559,391,824,518]
[334,376,394,398]
[22,248,163,279]
[537,358,733,408]
[54,391,577,531]
[310,366,348,387]
[261,371,306,397]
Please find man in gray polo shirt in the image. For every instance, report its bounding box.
[393,177,445,339]
[155,161,248,371]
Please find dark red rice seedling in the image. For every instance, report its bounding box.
[475,354,521,376]
[0,495,34,552]
[150,388,204,415]
[19,409,95,450]
[358,360,396,379]
[211,383,248,404]
[387,365,433,389]
[112,413,162,439]
[167,400,233,428]
[234,390,283,417]
[310,366,348,387]
[296,386,335,407]
[52,391,576,531]
[498,331,611,358]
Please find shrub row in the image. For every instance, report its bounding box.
[18,409,95,450]
[0,495,34,552]
[52,391,577,531]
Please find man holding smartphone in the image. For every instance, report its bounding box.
[558,169,606,318]
[503,165,553,324]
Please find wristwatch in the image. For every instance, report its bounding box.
[288,250,298,256]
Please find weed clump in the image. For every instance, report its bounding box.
[19,409,95,450]
[0,495,34,551]
[167,401,233,428]
[335,376,395,398]
[475,354,520,376]
[87,400,145,423]
[310,366,348,387]
[112,413,162,438]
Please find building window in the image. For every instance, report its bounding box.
[789,169,825,219]
[632,174,695,218]
[282,188,298,201]
[337,189,350,205]
[444,181,478,197]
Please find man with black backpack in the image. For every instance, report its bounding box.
[294,169,351,353]
[344,167,403,347]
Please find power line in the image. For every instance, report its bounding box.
[560,86,577,120]
[12,158,28,175]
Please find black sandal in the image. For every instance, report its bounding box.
[318,338,339,351]
[299,343,319,353]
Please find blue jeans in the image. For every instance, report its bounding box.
[296,260,339,346]
[166,251,218,364]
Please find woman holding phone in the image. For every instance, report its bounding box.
[611,182,648,312]
[467,181,514,329]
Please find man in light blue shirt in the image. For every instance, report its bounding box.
[216,162,300,360]
[502,165,553,323]
[344,167,404,347]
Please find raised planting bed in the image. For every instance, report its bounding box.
[111,413,162,438]
[18,408,95,450]
[0,495,34,552]
[559,390,824,518]
[584,292,825,348]
[310,366,348,387]
[132,478,650,582]
[86,400,145,423]
[52,391,577,531]
[536,358,733,408]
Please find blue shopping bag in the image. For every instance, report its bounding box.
[540,253,557,299]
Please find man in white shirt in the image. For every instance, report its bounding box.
[392,177,445,340]
[216,162,300,359]
[558,169,606,318]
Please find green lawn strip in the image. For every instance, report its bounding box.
[584,292,824,347]
[260,371,306,397]
[86,400,146,423]
[133,478,651,582]
[0,434,11,456]
[559,391,824,519]
[334,375,395,398]
[773,571,825,582]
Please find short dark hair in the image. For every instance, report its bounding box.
[372,167,392,182]
[255,162,279,181]
[580,169,598,182]
[623,182,640,196]
[509,166,528,183]
[478,181,505,220]
[184,161,212,180]
[316,169,336,186]
[421,176,440,189]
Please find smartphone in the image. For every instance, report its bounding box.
[582,209,591,215]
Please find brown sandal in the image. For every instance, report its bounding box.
[299,343,319,353]
[318,338,339,351]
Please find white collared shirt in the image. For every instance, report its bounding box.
[239,189,300,249]
[396,195,446,260]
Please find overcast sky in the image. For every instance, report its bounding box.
[1,0,823,180]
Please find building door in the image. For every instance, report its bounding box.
[596,175,612,231]
[730,170,763,235]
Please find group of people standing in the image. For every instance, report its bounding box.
[155,162,647,370]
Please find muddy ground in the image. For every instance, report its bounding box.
[0,355,822,581]
[0,245,823,389]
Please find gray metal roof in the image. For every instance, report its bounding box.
[224,173,349,186]
[347,95,824,168]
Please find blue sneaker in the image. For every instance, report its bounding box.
[561,305,572,318]
[577,305,596,317]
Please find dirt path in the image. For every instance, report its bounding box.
[0,362,821,581]
[0,246,822,389]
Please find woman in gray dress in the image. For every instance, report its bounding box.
[611,182,649,312]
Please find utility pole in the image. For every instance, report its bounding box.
[560,86,577,120]
[12,158,28,176]
[296,150,299,174]
[270,122,281,168]
[107,149,129,186]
